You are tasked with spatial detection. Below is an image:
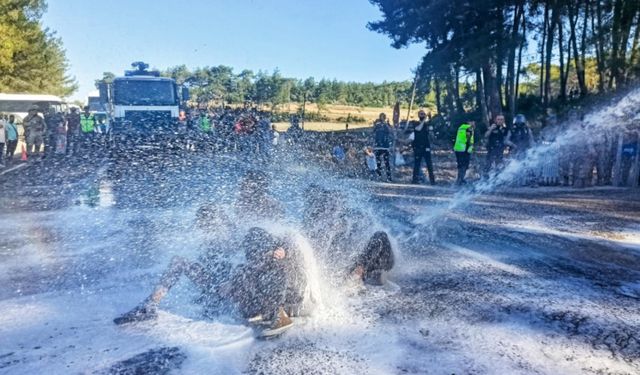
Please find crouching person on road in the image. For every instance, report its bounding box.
[350,231,395,286]
[114,227,308,338]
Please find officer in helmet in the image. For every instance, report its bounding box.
[505,114,536,186]
[505,114,534,157]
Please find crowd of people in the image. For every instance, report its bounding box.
[0,105,107,165]
[355,109,639,188]
[0,105,289,167]
[113,170,396,338]
[175,106,284,156]
[3,103,637,188]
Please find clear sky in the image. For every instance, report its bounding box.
[42,0,425,101]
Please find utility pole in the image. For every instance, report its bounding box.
[406,68,419,127]
[301,91,307,131]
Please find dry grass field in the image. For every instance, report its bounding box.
[272,103,430,132]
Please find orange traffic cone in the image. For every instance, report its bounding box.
[21,144,28,161]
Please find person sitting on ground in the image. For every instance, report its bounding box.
[349,231,395,286]
[114,227,308,337]
[302,187,396,285]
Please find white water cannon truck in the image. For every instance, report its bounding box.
[98,62,189,145]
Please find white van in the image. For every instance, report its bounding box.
[0,93,67,124]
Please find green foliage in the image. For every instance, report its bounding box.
[162,65,418,108]
[94,72,115,88]
[368,0,640,122]
[0,0,77,96]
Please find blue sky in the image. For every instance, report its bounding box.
[42,0,425,101]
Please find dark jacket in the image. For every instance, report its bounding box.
[66,113,81,132]
[409,120,432,153]
[373,121,392,149]
[510,124,532,150]
[486,125,507,152]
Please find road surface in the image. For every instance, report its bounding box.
[0,152,639,374]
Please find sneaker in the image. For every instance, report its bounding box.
[113,305,157,325]
[259,307,293,337]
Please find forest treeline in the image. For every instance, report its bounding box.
[160,65,415,109]
[369,0,640,123]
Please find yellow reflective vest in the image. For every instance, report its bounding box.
[80,114,96,133]
[454,123,474,153]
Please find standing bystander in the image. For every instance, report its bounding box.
[23,106,47,159]
[409,110,436,185]
[372,113,393,182]
[5,115,18,163]
[66,108,81,155]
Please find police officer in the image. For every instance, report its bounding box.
[505,114,534,157]
[505,114,536,185]
[453,120,475,185]
[484,114,507,175]
[79,106,96,155]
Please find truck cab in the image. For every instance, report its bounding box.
[102,62,189,144]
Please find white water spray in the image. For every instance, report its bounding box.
[415,87,640,228]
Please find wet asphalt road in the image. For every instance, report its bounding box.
[1,152,640,374]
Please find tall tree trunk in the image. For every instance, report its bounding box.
[540,2,549,100]
[630,12,640,70]
[544,2,560,108]
[514,12,526,118]
[476,69,489,125]
[434,78,443,114]
[617,1,640,84]
[558,17,568,102]
[483,62,502,119]
[610,0,624,88]
[593,0,607,92]
[580,0,590,93]
[453,65,464,112]
[443,72,456,115]
[506,3,523,116]
[569,0,588,96]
